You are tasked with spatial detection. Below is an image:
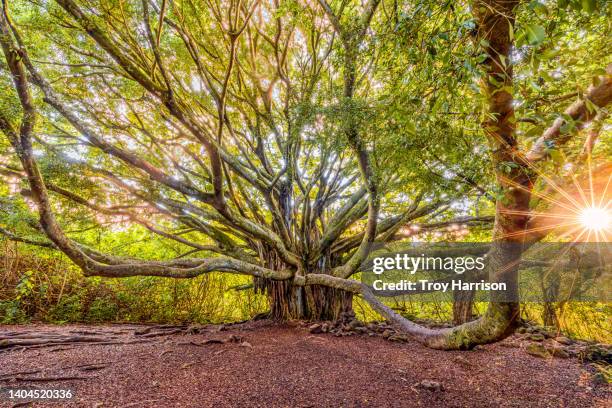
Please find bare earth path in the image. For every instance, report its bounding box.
[0,321,609,407]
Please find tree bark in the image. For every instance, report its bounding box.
[348,0,527,349]
[452,289,475,325]
[254,278,353,321]
[542,302,559,328]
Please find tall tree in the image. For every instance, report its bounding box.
[1,0,484,320]
[1,0,610,347]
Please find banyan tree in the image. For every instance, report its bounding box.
[1,0,610,349]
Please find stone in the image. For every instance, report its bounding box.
[309,323,323,334]
[526,343,551,359]
[529,333,545,342]
[382,329,393,339]
[348,319,364,329]
[543,339,560,348]
[566,347,579,357]
[367,323,378,332]
[416,380,443,392]
[388,334,408,342]
[555,336,573,345]
[549,347,570,359]
[341,310,356,319]
[187,325,204,334]
[581,345,612,364]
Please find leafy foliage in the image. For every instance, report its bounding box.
[0,1,610,344]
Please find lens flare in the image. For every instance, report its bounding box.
[578,206,610,232]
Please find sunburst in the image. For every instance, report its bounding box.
[495,148,611,243]
[577,206,610,233]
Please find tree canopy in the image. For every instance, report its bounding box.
[1,0,610,348]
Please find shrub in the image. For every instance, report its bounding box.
[0,300,29,324]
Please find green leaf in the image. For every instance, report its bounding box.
[549,149,563,165]
[525,126,543,138]
[525,24,546,45]
[585,98,598,114]
[405,121,417,136]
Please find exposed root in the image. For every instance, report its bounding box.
[134,324,209,337]
[0,324,213,353]
[139,329,184,338]
[176,334,247,347]
[0,370,41,379]
[2,375,93,382]
[0,336,114,349]
[0,329,158,352]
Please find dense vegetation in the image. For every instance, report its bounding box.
[2,240,610,344]
[1,0,610,348]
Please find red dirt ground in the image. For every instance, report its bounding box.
[0,321,609,407]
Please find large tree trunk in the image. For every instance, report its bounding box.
[254,278,353,320]
[542,302,560,328]
[431,0,525,346]
[254,249,353,320]
[347,1,526,348]
[452,288,475,325]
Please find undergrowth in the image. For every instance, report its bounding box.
[1,241,610,344]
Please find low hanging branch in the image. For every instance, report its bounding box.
[1,0,610,349]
